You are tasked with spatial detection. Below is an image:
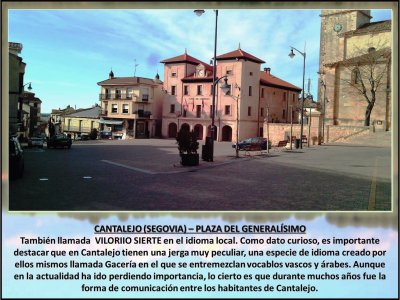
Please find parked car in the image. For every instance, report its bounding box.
[47,134,72,149]
[28,136,44,148]
[232,137,272,151]
[9,136,24,179]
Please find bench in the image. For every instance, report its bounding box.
[302,135,308,144]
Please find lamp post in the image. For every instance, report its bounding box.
[194,9,219,161]
[320,79,327,144]
[220,77,239,157]
[288,46,306,149]
[23,82,33,91]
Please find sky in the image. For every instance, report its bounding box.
[8,8,392,113]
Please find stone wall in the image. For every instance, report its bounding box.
[326,125,370,142]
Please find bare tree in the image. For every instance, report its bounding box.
[340,46,391,126]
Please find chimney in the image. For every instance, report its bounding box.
[264,67,271,74]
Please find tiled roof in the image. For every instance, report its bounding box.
[340,20,391,36]
[65,106,101,118]
[217,49,265,64]
[160,53,208,65]
[259,71,302,92]
[97,77,161,86]
[324,47,391,67]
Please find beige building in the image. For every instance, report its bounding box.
[161,48,301,142]
[97,71,163,139]
[318,10,391,131]
[63,105,101,139]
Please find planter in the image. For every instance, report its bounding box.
[180,153,199,166]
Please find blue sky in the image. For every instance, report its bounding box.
[8,9,392,113]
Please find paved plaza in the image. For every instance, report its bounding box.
[9,132,392,211]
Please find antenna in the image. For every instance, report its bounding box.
[134,59,139,77]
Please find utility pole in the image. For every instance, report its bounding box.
[266,105,270,153]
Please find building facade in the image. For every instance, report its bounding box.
[50,105,76,135]
[318,10,392,130]
[97,71,163,139]
[63,105,101,139]
[21,91,42,138]
[8,42,26,136]
[161,48,301,142]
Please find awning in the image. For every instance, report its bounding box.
[98,118,124,125]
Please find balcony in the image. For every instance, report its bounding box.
[99,93,152,102]
[99,94,134,100]
[133,110,152,118]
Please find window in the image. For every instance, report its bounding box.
[293,94,296,103]
[248,106,252,116]
[115,88,121,99]
[112,104,118,113]
[226,69,233,75]
[142,94,149,101]
[260,107,264,117]
[210,84,213,95]
[225,105,231,115]
[282,109,286,118]
[171,86,176,95]
[67,119,71,131]
[126,88,133,99]
[283,92,287,101]
[170,104,175,113]
[171,71,177,77]
[249,72,253,76]
[196,105,202,118]
[261,88,264,98]
[197,85,203,95]
[79,120,82,131]
[249,86,252,96]
[183,109,187,117]
[122,104,129,114]
[184,85,189,95]
[105,88,111,99]
[104,102,108,114]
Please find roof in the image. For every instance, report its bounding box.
[324,47,391,67]
[259,71,302,92]
[97,77,161,86]
[65,106,101,118]
[340,20,391,37]
[160,53,208,65]
[216,48,265,64]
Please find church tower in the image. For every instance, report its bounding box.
[318,10,372,124]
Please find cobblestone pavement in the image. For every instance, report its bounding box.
[9,133,392,211]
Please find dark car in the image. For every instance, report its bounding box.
[232,137,272,151]
[9,136,24,179]
[47,134,72,149]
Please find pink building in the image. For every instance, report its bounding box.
[161,47,301,142]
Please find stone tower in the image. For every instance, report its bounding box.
[318,10,372,124]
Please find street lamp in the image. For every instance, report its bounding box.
[194,9,219,161]
[288,46,306,149]
[221,78,240,158]
[23,82,33,91]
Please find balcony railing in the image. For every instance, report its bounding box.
[99,94,133,100]
[99,94,151,102]
[133,110,152,118]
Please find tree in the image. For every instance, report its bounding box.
[340,47,391,126]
